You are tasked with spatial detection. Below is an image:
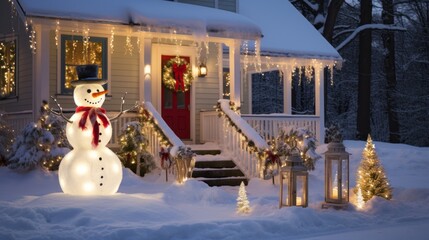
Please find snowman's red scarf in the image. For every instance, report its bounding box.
[76,106,109,147]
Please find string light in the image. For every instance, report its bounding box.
[125,35,133,56]
[55,20,60,48]
[110,28,115,54]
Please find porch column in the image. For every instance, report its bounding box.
[33,24,50,121]
[282,66,292,115]
[315,66,325,143]
[229,40,241,107]
[140,37,152,102]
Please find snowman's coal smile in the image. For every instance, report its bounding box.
[84,97,103,105]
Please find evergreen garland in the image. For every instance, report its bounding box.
[354,135,392,202]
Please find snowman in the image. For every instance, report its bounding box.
[52,64,133,195]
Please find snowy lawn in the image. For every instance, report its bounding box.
[1,140,428,240]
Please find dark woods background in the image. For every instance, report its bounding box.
[290,0,429,146]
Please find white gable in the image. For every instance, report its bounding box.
[18,0,262,40]
[239,0,342,61]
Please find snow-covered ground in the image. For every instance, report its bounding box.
[1,140,428,240]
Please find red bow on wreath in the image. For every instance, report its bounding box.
[172,63,187,92]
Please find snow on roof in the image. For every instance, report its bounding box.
[239,0,342,61]
[17,0,262,40]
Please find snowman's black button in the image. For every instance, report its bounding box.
[101,176,104,179]
[99,133,102,135]
[101,168,104,170]
[99,140,101,142]
[100,183,103,186]
[99,157,102,161]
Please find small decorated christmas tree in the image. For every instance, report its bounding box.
[39,101,70,170]
[354,135,392,202]
[0,113,15,166]
[8,123,53,171]
[236,181,250,214]
[118,121,155,176]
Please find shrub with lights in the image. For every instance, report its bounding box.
[354,135,392,203]
[7,102,70,171]
[0,113,15,166]
[118,121,155,177]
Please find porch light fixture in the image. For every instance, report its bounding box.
[198,63,207,77]
[279,151,308,208]
[322,142,350,209]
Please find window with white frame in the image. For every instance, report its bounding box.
[0,38,16,99]
[60,35,107,94]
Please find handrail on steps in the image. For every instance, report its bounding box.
[216,99,269,178]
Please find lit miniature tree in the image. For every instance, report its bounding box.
[0,113,15,166]
[354,135,392,202]
[8,123,53,171]
[236,181,250,214]
[118,121,155,176]
[39,101,70,170]
[8,101,70,171]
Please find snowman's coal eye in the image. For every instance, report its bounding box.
[97,89,100,92]
[87,89,91,93]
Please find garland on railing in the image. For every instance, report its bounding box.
[215,100,321,181]
[214,101,267,164]
[139,106,172,148]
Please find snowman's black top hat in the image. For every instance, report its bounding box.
[71,64,107,86]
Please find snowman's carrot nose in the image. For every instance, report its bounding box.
[92,90,108,98]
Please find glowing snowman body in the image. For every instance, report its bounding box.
[58,83,122,195]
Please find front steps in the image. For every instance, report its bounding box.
[191,148,248,187]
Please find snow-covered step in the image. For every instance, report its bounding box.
[192,168,244,179]
[193,176,248,187]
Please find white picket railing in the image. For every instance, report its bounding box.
[200,110,221,143]
[107,112,140,147]
[141,102,185,166]
[241,114,321,143]
[216,100,269,178]
[1,110,33,134]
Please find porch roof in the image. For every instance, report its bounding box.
[239,0,342,61]
[17,0,262,40]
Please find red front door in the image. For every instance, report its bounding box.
[161,55,191,139]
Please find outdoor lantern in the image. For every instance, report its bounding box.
[279,151,308,208]
[198,63,207,77]
[322,142,350,209]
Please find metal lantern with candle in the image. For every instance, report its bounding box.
[322,141,350,209]
[279,150,308,208]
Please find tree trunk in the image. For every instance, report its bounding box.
[323,0,345,43]
[356,0,372,140]
[381,0,400,143]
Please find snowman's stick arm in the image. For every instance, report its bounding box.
[109,93,139,122]
[50,96,73,123]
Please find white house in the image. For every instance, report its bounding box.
[0,0,341,183]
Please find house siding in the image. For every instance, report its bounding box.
[194,43,220,143]
[49,35,140,113]
[0,0,33,114]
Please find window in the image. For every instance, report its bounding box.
[60,35,107,94]
[0,38,16,99]
[291,67,315,115]
[251,70,283,114]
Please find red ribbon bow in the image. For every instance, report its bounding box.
[159,147,171,169]
[265,150,280,165]
[172,63,187,91]
[76,106,110,147]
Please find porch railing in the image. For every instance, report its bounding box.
[215,100,269,178]
[141,101,185,165]
[241,114,321,142]
[107,112,140,148]
[1,110,33,134]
